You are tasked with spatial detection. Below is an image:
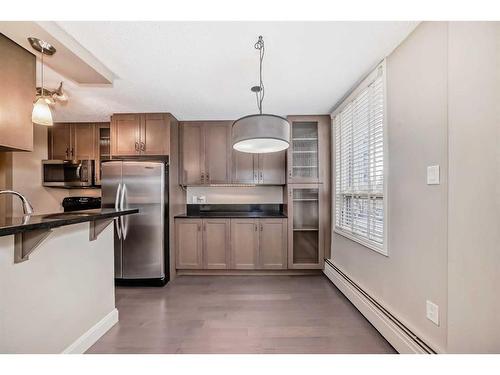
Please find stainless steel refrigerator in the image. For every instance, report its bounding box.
[101,160,168,285]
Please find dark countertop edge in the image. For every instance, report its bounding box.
[174,213,287,219]
[0,209,139,237]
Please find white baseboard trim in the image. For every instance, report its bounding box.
[323,261,433,354]
[62,308,119,354]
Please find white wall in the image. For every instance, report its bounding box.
[446,21,500,353]
[330,21,500,353]
[330,22,449,352]
[186,186,283,204]
[0,223,116,353]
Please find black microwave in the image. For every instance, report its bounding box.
[42,160,95,188]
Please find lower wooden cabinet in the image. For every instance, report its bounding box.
[203,219,231,269]
[286,184,326,269]
[175,218,230,270]
[175,219,203,269]
[175,217,287,270]
[230,219,259,269]
[259,219,288,269]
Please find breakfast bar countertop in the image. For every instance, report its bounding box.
[0,208,139,237]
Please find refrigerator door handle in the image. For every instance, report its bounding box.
[114,183,122,239]
[120,183,128,239]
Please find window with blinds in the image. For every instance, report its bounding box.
[333,64,386,254]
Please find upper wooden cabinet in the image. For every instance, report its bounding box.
[49,123,96,160]
[232,151,286,185]
[111,113,173,156]
[73,123,96,160]
[179,121,232,185]
[287,115,331,184]
[0,34,35,152]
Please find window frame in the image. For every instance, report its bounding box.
[331,61,389,256]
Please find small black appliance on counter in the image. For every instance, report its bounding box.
[62,197,101,212]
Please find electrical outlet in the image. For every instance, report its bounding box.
[427,165,440,185]
[426,300,439,326]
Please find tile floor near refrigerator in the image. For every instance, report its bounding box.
[87,275,395,354]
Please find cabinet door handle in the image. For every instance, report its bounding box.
[140,142,145,151]
[203,222,206,231]
[254,224,258,231]
[65,148,69,159]
[206,173,209,182]
[288,170,292,178]
[197,223,201,231]
[135,142,139,151]
[201,172,205,184]
[260,224,263,231]
[259,171,263,182]
[254,172,258,183]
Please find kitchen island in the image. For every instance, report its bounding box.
[0,208,138,353]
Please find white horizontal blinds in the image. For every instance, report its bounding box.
[335,66,384,250]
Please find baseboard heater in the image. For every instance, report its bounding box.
[324,259,436,354]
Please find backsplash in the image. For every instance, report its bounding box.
[186,186,283,204]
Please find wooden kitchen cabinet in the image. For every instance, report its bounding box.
[230,219,259,269]
[259,219,288,269]
[205,123,231,184]
[49,123,96,160]
[180,122,204,185]
[230,218,287,270]
[179,121,232,185]
[111,113,173,156]
[176,218,230,270]
[73,123,96,160]
[231,151,286,185]
[141,113,170,156]
[286,184,325,269]
[175,219,203,269]
[287,115,331,184]
[49,123,73,159]
[232,151,256,184]
[176,217,288,270]
[111,114,140,156]
[258,153,286,185]
[203,219,230,269]
[0,34,35,152]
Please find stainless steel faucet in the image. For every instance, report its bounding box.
[0,190,34,215]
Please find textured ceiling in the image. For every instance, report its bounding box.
[41,21,418,122]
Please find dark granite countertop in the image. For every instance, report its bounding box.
[175,212,287,219]
[0,208,139,237]
[175,204,287,219]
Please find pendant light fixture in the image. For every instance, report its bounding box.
[232,36,290,153]
[29,37,56,126]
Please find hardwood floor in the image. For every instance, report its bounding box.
[86,275,396,354]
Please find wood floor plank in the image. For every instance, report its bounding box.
[86,275,396,354]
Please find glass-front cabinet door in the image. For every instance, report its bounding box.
[288,121,319,183]
[287,184,324,269]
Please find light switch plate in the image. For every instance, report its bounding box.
[426,300,439,326]
[427,165,440,185]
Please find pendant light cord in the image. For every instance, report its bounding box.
[41,45,44,97]
[254,36,265,115]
